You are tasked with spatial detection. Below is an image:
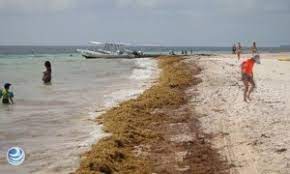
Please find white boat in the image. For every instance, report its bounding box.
[77,41,139,59]
[77,41,162,59]
[76,49,136,59]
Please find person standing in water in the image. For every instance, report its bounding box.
[236,42,242,60]
[241,54,261,102]
[0,83,14,104]
[251,41,258,54]
[42,61,52,84]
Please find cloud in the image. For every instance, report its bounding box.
[0,0,289,46]
[114,0,162,8]
[114,0,290,16]
[1,0,289,15]
[0,0,76,12]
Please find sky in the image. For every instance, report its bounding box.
[0,0,289,46]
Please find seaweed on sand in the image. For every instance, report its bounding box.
[74,56,202,174]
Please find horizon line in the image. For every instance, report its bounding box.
[0,44,288,48]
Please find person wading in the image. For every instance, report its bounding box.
[0,83,14,104]
[42,61,52,84]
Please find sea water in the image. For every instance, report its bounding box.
[0,53,157,174]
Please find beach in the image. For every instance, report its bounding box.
[77,53,289,174]
[74,56,228,174]
[192,53,290,174]
[0,0,289,173]
[39,53,290,174]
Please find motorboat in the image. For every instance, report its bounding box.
[77,41,148,59]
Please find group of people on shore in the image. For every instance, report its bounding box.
[181,50,193,55]
[169,50,194,56]
[0,61,52,104]
[233,41,261,102]
[232,42,258,60]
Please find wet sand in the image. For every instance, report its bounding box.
[191,53,290,174]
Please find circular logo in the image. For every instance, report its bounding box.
[7,147,25,166]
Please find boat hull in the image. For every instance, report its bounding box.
[83,54,135,59]
[77,48,160,59]
[83,54,160,59]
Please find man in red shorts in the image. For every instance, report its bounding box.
[241,54,261,102]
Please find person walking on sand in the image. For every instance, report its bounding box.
[42,61,52,84]
[241,54,261,102]
[236,42,242,60]
[250,41,258,54]
[232,44,237,54]
[0,83,14,104]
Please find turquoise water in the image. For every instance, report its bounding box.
[0,53,157,173]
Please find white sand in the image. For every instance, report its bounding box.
[191,53,290,174]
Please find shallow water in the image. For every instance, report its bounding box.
[0,54,157,174]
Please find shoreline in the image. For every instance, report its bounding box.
[72,58,160,172]
[74,56,229,174]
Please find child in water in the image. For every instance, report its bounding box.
[0,83,14,104]
[42,61,52,84]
